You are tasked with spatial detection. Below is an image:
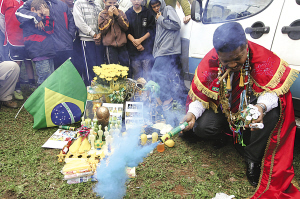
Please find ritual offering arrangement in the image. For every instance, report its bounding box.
[48,63,187,190]
[56,113,132,184]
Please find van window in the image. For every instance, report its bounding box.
[203,0,273,23]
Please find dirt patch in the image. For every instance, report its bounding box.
[170,184,190,197]
[150,181,162,188]
[2,190,18,199]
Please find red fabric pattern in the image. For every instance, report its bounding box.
[251,91,300,198]
[231,72,244,113]
[24,34,46,42]
[64,12,68,30]
[44,16,50,27]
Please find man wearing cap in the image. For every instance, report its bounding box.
[182,22,300,198]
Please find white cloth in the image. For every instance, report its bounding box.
[188,100,205,120]
[257,92,278,113]
[0,14,5,34]
[212,193,235,199]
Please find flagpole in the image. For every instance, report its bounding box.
[15,102,25,119]
[15,90,32,119]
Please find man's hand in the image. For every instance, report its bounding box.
[136,44,144,51]
[41,4,50,17]
[35,21,44,30]
[180,112,196,132]
[156,12,162,20]
[183,15,191,24]
[108,6,114,17]
[245,104,264,131]
[112,6,119,16]
[132,38,142,47]
[94,33,101,46]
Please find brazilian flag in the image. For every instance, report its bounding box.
[24,59,87,129]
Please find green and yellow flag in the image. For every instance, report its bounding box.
[24,59,87,129]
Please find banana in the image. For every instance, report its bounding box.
[78,137,91,154]
[62,162,91,174]
[69,136,83,154]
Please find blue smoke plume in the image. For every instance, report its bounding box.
[94,126,158,199]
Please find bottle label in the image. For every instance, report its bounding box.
[179,124,186,130]
[63,147,68,154]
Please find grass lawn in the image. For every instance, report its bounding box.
[1,85,300,199]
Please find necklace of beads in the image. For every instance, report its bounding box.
[218,50,252,144]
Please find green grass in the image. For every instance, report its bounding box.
[1,85,300,199]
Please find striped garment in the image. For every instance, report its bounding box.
[73,0,102,41]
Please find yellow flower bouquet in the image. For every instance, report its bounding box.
[92,64,129,96]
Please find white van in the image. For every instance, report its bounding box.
[178,0,300,116]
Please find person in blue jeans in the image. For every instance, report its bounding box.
[150,0,182,110]
[19,0,55,85]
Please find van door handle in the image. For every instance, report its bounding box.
[245,27,270,34]
[281,20,300,40]
[245,22,270,39]
[282,26,300,33]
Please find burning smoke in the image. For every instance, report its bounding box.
[94,126,158,199]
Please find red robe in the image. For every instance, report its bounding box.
[187,41,300,198]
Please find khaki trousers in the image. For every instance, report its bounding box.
[0,61,20,101]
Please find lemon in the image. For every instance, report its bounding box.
[165,139,175,147]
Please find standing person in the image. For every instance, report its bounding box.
[0,14,8,61]
[20,0,55,85]
[73,0,104,86]
[116,0,133,13]
[60,0,86,87]
[146,0,191,24]
[182,22,300,198]
[0,0,35,100]
[125,0,155,80]
[149,0,181,111]
[16,0,76,70]
[0,61,20,108]
[61,0,74,12]
[95,0,133,13]
[98,0,130,69]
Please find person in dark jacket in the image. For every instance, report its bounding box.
[98,0,130,69]
[20,0,55,85]
[16,0,76,69]
[125,0,155,80]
